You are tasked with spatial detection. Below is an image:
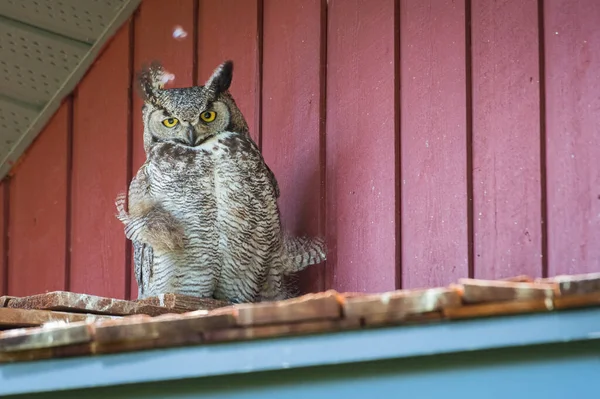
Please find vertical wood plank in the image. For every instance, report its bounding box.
[132,0,196,171]
[70,24,131,299]
[7,103,69,296]
[471,0,543,279]
[400,0,468,288]
[262,0,326,293]
[326,0,398,292]
[197,0,261,144]
[131,0,195,299]
[0,179,7,295]
[545,0,600,275]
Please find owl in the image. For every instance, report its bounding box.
[116,60,326,303]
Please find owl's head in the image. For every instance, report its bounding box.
[136,60,249,153]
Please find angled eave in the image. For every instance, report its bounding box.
[0,0,141,180]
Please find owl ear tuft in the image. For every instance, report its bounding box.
[204,60,233,99]
[136,61,167,103]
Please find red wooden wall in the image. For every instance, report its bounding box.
[0,0,598,300]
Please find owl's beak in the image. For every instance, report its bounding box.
[187,126,197,146]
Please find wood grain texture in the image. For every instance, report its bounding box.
[362,310,442,327]
[326,0,398,292]
[343,287,461,319]
[544,0,600,275]
[0,343,91,364]
[70,24,131,299]
[132,0,196,170]
[131,0,195,299]
[0,308,111,328]
[554,292,600,310]
[261,0,325,294]
[204,319,360,343]
[443,298,551,320]
[400,0,468,288]
[197,0,261,144]
[0,180,6,296]
[6,291,176,317]
[0,322,92,352]
[234,290,341,326]
[92,311,235,345]
[458,278,558,304]
[7,103,69,296]
[471,0,543,279]
[537,272,600,296]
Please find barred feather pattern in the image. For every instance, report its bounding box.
[119,132,325,303]
[283,235,327,273]
[118,60,326,303]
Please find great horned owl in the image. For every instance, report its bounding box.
[116,60,326,303]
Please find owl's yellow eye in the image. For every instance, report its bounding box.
[162,118,179,128]
[200,111,216,123]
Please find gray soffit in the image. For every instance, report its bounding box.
[0,0,142,180]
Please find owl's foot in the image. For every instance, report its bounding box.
[115,193,185,252]
[132,200,185,252]
[143,209,185,252]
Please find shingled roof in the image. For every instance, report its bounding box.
[1,272,599,363]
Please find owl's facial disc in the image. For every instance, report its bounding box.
[146,108,190,146]
[194,101,230,139]
[146,100,230,147]
[140,60,237,151]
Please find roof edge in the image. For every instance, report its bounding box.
[0,0,142,181]
[1,307,599,396]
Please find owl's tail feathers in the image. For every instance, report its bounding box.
[283,235,327,274]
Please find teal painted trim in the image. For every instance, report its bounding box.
[4,337,600,398]
[1,307,600,396]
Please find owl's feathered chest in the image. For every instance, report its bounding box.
[142,131,277,222]
[146,141,214,198]
[126,130,285,302]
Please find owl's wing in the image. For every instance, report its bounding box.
[132,240,144,294]
[123,164,151,243]
[264,163,280,198]
[247,139,280,198]
[128,163,155,299]
[133,240,154,299]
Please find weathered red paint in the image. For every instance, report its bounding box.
[131,0,196,299]
[261,0,326,293]
[3,1,600,298]
[326,0,398,292]
[70,24,131,299]
[8,103,69,296]
[0,180,7,295]
[197,0,261,144]
[400,0,469,289]
[132,0,196,171]
[471,0,543,279]
[545,0,600,275]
